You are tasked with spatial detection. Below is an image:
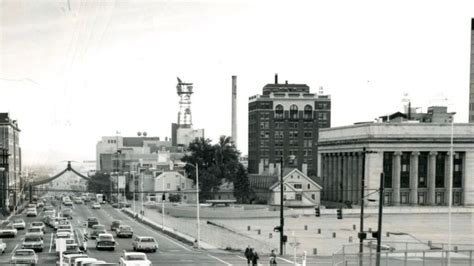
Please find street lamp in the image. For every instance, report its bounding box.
[278,155,296,256]
[187,163,200,249]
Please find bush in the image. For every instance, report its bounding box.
[168,194,181,203]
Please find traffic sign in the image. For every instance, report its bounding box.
[56,238,66,252]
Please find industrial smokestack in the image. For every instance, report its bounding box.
[275,73,278,84]
[232,75,237,148]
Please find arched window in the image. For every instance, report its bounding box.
[290,105,298,120]
[275,105,284,119]
[304,105,313,120]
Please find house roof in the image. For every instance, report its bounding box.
[269,168,322,191]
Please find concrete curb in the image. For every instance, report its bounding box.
[122,208,217,250]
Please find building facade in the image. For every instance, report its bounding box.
[318,123,474,206]
[248,74,331,179]
[0,113,21,212]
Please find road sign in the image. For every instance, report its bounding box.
[56,238,66,252]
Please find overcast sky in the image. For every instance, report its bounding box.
[1,0,474,166]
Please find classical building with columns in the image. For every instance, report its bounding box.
[318,123,474,206]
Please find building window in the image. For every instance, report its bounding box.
[294,183,302,189]
[295,194,302,201]
[290,105,298,120]
[275,105,284,119]
[383,152,393,188]
[167,183,170,189]
[435,153,446,188]
[182,183,185,189]
[304,105,312,120]
[304,131,312,138]
[307,184,310,189]
[418,152,428,188]
[318,112,328,121]
[311,194,315,200]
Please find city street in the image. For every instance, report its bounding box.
[0,200,334,265]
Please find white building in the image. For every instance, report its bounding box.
[270,168,322,207]
[153,171,196,203]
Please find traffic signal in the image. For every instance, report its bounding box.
[337,208,343,219]
[315,207,320,217]
[358,232,367,240]
[273,226,282,232]
[372,231,379,239]
[282,235,288,243]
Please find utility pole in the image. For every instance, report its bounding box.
[280,156,284,256]
[359,148,366,265]
[376,173,384,266]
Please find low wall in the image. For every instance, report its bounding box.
[293,206,474,216]
[152,205,292,219]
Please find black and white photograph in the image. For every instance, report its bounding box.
[1,0,474,265]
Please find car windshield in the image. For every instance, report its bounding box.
[14,219,23,223]
[100,235,113,240]
[15,250,34,256]
[121,226,131,231]
[141,238,155,242]
[32,222,42,226]
[126,255,146,260]
[88,218,98,222]
[29,228,41,232]
[25,236,41,241]
[93,225,105,230]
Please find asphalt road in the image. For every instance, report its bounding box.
[0,201,334,265]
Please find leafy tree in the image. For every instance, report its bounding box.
[181,135,252,203]
[168,194,181,202]
[87,172,111,199]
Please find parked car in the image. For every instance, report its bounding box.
[96,233,117,251]
[22,233,43,252]
[116,225,133,238]
[110,220,121,231]
[11,249,38,265]
[12,219,26,230]
[0,224,18,238]
[132,236,158,252]
[119,251,151,266]
[87,217,99,228]
[90,225,106,239]
[0,239,6,253]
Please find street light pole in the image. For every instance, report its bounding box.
[162,170,165,231]
[280,156,284,256]
[376,173,385,266]
[187,163,201,249]
[359,147,366,265]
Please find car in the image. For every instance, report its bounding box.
[62,208,73,218]
[92,203,101,209]
[0,224,18,237]
[30,222,45,232]
[27,208,38,217]
[119,251,151,266]
[27,203,36,209]
[36,201,44,208]
[95,233,116,251]
[63,243,83,256]
[87,217,99,228]
[44,215,58,229]
[11,249,38,265]
[74,199,84,204]
[64,201,73,207]
[27,227,44,239]
[22,233,43,252]
[12,219,26,230]
[90,225,106,239]
[132,236,158,252]
[44,209,56,217]
[0,239,6,253]
[54,231,72,244]
[74,257,99,266]
[59,253,88,266]
[44,205,55,211]
[116,225,133,238]
[58,224,73,233]
[110,220,121,231]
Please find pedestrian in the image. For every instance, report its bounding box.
[244,245,252,265]
[251,249,259,266]
[193,239,198,248]
[269,249,277,265]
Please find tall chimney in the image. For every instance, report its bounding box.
[232,76,237,148]
[275,73,278,84]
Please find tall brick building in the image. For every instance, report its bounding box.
[248,75,331,180]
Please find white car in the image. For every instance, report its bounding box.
[26,209,38,217]
[92,203,101,209]
[30,221,45,232]
[12,219,26,230]
[119,251,151,266]
[0,239,6,253]
[27,227,44,239]
[11,249,38,265]
[0,224,18,237]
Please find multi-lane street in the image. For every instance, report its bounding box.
[0,196,332,265]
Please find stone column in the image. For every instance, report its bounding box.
[357,152,364,205]
[317,152,322,178]
[463,152,474,205]
[445,152,454,206]
[328,154,335,201]
[428,151,438,205]
[336,154,343,202]
[352,153,360,204]
[409,152,420,205]
[342,153,349,202]
[392,151,402,206]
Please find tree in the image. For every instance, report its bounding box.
[233,163,252,203]
[181,135,252,203]
[87,172,111,198]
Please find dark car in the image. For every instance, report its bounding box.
[87,217,99,228]
[110,220,121,231]
[96,233,116,251]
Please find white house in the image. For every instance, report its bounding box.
[270,168,322,207]
[153,171,197,203]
